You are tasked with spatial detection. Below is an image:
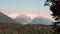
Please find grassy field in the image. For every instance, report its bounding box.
[0,23,56,34]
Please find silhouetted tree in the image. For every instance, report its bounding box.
[44,0,60,34]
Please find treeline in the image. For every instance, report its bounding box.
[0,23,53,34]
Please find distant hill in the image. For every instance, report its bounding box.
[0,12,16,23]
[15,15,31,24]
[30,17,52,25]
[15,15,53,25]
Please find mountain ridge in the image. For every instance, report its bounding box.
[0,12,16,23]
[15,15,53,25]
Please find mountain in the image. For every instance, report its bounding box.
[15,15,53,25]
[30,17,52,25]
[15,15,31,24]
[0,12,16,23]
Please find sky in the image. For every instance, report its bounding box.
[0,0,53,21]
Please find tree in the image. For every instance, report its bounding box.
[44,0,60,34]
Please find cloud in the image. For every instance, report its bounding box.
[7,12,20,19]
[22,11,53,21]
[1,10,53,21]
[23,12,38,19]
[3,11,20,19]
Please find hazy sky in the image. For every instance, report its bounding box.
[0,0,53,21]
[0,0,46,10]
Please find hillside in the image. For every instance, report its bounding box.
[0,12,16,23]
[0,22,54,34]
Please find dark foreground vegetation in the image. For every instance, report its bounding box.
[0,23,56,34]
